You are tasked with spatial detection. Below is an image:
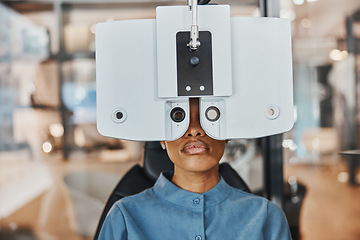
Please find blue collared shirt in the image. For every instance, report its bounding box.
[99,172,292,240]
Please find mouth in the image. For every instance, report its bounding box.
[182,140,209,155]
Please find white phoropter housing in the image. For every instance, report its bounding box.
[96,4,294,141]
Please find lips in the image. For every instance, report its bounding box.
[182,141,209,155]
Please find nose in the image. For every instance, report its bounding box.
[184,98,206,138]
[185,121,205,137]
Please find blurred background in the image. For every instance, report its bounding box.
[0,0,360,239]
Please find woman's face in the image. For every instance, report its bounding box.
[161,98,226,174]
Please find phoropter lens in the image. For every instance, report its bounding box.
[205,106,220,122]
[170,107,186,123]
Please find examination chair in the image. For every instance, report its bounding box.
[94,141,250,239]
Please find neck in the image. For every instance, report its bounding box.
[171,165,220,193]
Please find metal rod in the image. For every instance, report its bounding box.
[188,0,200,50]
[259,0,284,209]
[192,0,198,26]
[346,15,359,150]
[55,1,69,159]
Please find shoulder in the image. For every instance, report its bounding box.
[113,187,157,209]
[105,187,158,221]
[227,186,291,238]
[227,185,268,204]
[262,199,292,239]
[265,199,288,221]
[226,185,286,217]
[227,184,288,218]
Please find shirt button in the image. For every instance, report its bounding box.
[195,235,202,240]
[193,198,200,204]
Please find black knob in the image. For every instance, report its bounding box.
[190,56,199,66]
[115,111,124,120]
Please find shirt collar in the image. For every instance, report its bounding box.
[152,172,231,208]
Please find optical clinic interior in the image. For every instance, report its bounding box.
[1,0,360,239]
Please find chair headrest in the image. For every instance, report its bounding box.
[143,141,174,181]
[219,163,250,192]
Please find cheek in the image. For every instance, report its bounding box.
[166,149,181,163]
[210,142,226,158]
[165,142,182,161]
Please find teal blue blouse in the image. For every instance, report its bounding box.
[99,172,292,240]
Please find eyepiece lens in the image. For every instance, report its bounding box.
[205,106,220,122]
[170,107,186,123]
[173,111,184,121]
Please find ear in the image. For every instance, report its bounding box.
[160,141,166,150]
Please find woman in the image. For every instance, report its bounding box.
[99,98,292,240]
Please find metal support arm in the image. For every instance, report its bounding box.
[188,0,201,50]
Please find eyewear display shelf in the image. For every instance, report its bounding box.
[1,0,179,158]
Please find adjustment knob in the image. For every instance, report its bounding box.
[190,56,199,66]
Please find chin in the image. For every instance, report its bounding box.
[179,155,219,172]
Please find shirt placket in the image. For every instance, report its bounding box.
[191,195,205,240]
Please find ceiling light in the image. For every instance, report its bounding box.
[49,123,64,138]
[293,0,304,5]
[329,49,348,61]
[42,142,53,153]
